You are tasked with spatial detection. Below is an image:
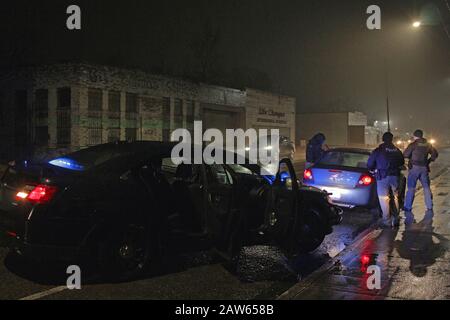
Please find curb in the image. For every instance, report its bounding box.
[277,222,379,300]
[278,167,448,300]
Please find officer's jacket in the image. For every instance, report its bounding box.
[367,143,405,179]
[403,138,438,167]
[306,134,326,163]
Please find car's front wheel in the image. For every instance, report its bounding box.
[295,201,327,253]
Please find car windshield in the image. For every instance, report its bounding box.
[319,151,369,168]
[227,164,255,175]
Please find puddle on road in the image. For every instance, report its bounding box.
[234,239,349,283]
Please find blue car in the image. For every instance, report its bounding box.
[303,148,406,209]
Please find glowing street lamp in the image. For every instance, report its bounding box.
[412,21,422,28]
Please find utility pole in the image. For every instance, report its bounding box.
[384,57,391,132]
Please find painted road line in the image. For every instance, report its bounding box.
[19,285,68,300]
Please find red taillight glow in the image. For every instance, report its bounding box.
[25,185,58,204]
[358,175,373,186]
[361,254,370,265]
[6,231,17,237]
[303,169,313,180]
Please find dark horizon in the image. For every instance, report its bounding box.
[1,0,449,137]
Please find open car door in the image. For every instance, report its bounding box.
[266,158,302,256]
[203,163,242,260]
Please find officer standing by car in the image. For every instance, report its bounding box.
[403,129,438,213]
[305,133,329,168]
[367,132,405,228]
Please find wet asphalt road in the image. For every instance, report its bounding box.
[0,208,375,300]
[283,159,450,299]
[0,150,448,300]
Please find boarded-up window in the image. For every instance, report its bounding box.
[186,100,195,135]
[88,88,103,111]
[56,87,71,147]
[57,87,71,110]
[108,91,121,137]
[108,91,121,113]
[35,89,48,118]
[125,128,137,141]
[348,126,365,145]
[126,93,138,113]
[174,98,183,129]
[162,97,171,141]
[108,91,120,134]
[87,126,102,146]
[87,88,103,146]
[35,89,49,146]
[108,128,120,142]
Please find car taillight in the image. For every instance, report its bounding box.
[16,185,58,204]
[303,169,313,181]
[358,175,373,186]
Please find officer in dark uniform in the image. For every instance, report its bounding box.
[305,133,329,168]
[403,129,438,212]
[367,132,405,227]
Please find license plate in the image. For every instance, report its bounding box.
[324,188,342,200]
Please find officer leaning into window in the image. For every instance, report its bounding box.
[305,133,329,168]
[403,129,439,213]
[367,132,405,228]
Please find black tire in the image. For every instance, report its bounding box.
[98,222,153,282]
[295,202,327,253]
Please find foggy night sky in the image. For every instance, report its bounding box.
[1,0,449,137]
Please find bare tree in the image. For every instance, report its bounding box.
[191,20,221,83]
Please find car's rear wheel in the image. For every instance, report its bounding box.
[99,223,153,281]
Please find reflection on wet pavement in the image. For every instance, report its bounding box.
[282,167,450,300]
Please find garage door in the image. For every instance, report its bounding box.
[202,109,239,135]
[348,125,365,145]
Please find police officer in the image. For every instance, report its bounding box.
[305,133,329,168]
[403,129,438,212]
[367,132,405,227]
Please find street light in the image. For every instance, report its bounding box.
[412,21,422,28]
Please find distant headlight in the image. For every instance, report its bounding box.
[396,140,403,146]
[430,139,436,145]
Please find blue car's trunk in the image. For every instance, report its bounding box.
[310,166,366,189]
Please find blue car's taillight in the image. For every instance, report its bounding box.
[357,174,374,186]
[303,169,313,182]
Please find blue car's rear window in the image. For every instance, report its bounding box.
[319,151,369,168]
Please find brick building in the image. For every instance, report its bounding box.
[0,63,296,160]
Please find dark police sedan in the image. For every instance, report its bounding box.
[0,141,342,280]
